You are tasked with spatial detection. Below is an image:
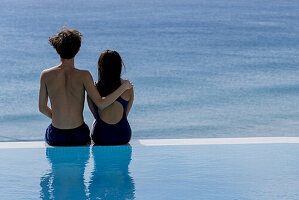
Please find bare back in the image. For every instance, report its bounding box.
[97,88,133,125]
[43,66,86,129]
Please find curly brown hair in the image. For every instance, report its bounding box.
[49,29,82,59]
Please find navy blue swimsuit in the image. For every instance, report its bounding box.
[92,96,132,145]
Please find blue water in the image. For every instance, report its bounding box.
[0,144,298,199]
[0,0,299,141]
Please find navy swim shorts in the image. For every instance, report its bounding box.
[45,123,91,146]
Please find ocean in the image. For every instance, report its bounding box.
[0,0,299,141]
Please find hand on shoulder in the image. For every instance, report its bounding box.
[121,79,133,90]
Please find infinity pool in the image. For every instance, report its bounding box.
[0,138,298,200]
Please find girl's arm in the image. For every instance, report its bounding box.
[126,88,134,117]
[83,71,133,110]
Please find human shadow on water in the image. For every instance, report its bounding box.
[88,145,135,200]
[40,146,90,200]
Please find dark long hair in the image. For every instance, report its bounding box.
[96,50,124,97]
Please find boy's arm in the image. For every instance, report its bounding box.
[38,72,52,118]
[87,95,97,119]
[83,71,133,110]
[126,88,134,117]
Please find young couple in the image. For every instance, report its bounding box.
[38,29,134,146]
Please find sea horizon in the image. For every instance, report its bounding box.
[0,0,299,141]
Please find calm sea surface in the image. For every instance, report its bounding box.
[0,0,299,141]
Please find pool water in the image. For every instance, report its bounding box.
[0,141,298,200]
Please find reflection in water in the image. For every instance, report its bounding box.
[40,147,90,200]
[89,145,135,200]
[40,145,135,200]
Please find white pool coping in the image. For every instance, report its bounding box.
[0,137,299,149]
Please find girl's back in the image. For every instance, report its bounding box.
[98,89,132,125]
[88,50,134,145]
[90,88,133,145]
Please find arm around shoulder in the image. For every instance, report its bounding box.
[83,71,133,110]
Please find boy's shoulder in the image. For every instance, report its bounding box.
[75,68,90,75]
[73,69,92,80]
[41,66,90,77]
[40,66,59,80]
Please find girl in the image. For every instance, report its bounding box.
[87,50,134,145]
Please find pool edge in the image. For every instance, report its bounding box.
[1,137,299,149]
